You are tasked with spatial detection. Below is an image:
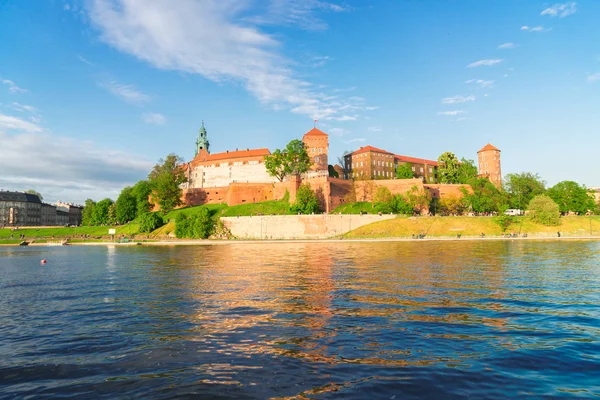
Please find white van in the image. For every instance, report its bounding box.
[504,209,523,216]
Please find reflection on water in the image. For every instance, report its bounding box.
[1,241,599,399]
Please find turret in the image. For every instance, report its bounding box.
[195,121,210,157]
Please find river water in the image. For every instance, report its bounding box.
[1,241,599,399]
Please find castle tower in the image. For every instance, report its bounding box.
[302,127,329,177]
[195,121,210,157]
[477,143,501,188]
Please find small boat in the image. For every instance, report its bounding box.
[19,241,29,246]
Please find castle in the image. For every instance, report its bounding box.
[180,123,501,213]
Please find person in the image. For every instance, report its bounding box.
[557,231,561,237]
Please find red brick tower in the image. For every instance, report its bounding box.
[478,143,502,188]
[302,127,329,176]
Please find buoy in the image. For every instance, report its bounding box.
[41,259,47,264]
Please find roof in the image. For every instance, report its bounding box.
[350,145,394,156]
[478,143,500,153]
[303,127,328,137]
[193,148,271,163]
[395,154,438,166]
[0,191,42,203]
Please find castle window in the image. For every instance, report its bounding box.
[420,167,424,173]
[315,156,320,163]
[312,148,315,153]
[318,148,322,153]
[412,166,416,171]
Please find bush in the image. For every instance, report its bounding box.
[139,212,164,233]
[290,183,320,214]
[174,209,214,239]
[528,195,561,226]
[494,215,514,232]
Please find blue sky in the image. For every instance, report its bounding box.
[1,0,599,203]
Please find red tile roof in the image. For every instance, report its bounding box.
[303,127,328,137]
[395,154,438,166]
[351,145,394,155]
[193,148,270,163]
[478,143,500,153]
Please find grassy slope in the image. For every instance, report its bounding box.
[0,224,140,240]
[345,216,600,238]
[332,202,376,214]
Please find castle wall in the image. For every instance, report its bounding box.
[189,162,277,189]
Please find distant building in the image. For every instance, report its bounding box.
[41,203,57,226]
[343,146,438,182]
[478,143,502,188]
[0,191,42,227]
[302,127,329,178]
[55,201,83,226]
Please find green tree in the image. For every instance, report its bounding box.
[132,180,152,218]
[191,208,214,239]
[405,185,431,214]
[395,163,414,179]
[528,194,560,226]
[547,181,595,215]
[81,199,96,226]
[264,139,311,181]
[139,212,164,233]
[373,186,393,203]
[463,177,508,213]
[93,198,114,225]
[148,154,187,213]
[290,183,320,214]
[107,203,118,225]
[25,189,43,201]
[115,186,137,224]
[328,164,339,178]
[437,152,460,184]
[438,195,467,215]
[174,213,190,238]
[494,215,515,233]
[503,172,546,210]
[457,158,478,184]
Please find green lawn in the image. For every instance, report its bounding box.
[332,202,377,214]
[345,215,600,238]
[0,223,140,240]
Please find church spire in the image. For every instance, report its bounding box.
[195,120,210,157]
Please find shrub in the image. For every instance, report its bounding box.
[139,212,164,233]
[174,213,190,238]
[527,195,560,226]
[494,215,514,232]
[174,208,215,239]
[290,183,320,214]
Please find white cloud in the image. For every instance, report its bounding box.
[142,112,166,125]
[498,43,516,49]
[87,0,368,121]
[521,26,549,32]
[11,102,37,113]
[2,79,28,94]
[0,129,152,203]
[437,110,465,116]
[367,127,382,132]
[309,56,331,68]
[99,81,150,105]
[467,59,504,68]
[541,2,576,18]
[78,55,95,66]
[588,72,600,82]
[442,95,475,104]
[466,79,495,88]
[344,138,366,144]
[0,113,43,132]
[329,127,346,136]
[245,0,347,31]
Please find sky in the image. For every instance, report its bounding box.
[1,0,599,204]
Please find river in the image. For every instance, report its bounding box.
[1,241,599,399]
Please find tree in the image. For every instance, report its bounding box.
[139,212,164,233]
[25,189,43,201]
[503,172,546,210]
[115,186,137,224]
[265,139,311,181]
[290,183,320,214]
[148,154,187,213]
[437,152,460,184]
[457,158,478,184]
[438,195,467,216]
[547,181,596,215]
[328,165,339,178]
[374,186,393,204]
[132,180,152,218]
[337,150,351,178]
[405,185,431,214]
[93,198,114,225]
[107,203,118,225]
[396,163,414,179]
[528,194,560,226]
[463,177,508,213]
[81,199,96,226]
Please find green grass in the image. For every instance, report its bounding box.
[0,223,141,240]
[332,202,377,214]
[221,199,290,217]
[345,215,600,238]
